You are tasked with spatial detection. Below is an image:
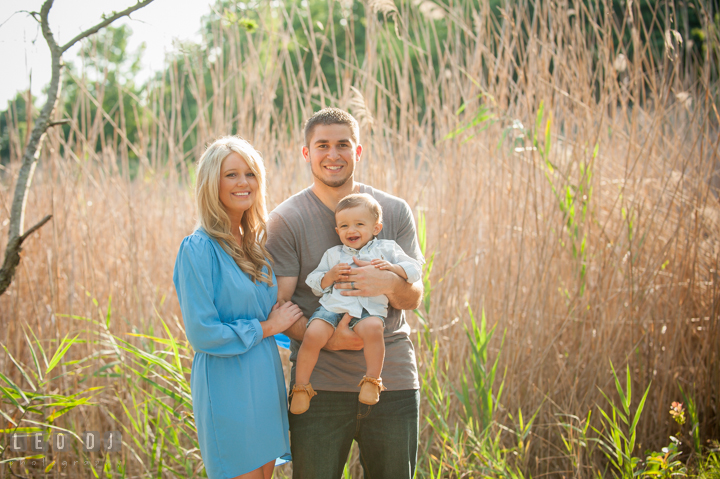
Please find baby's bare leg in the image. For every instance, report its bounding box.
[295,320,335,385]
[352,317,385,378]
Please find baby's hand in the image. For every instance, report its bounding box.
[371,259,393,271]
[328,262,352,283]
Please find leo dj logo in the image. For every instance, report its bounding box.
[6,431,121,452]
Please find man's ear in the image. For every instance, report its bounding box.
[302,145,310,162]
[373,222,383,236]
[355,144,363,162]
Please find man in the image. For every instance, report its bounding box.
[266,108,424,478]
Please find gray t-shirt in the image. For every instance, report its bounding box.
[266,184,424,391]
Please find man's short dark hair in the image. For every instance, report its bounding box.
[335,193,383,224]
[304,108,360,146]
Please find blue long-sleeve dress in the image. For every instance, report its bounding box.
[173,229,291,479]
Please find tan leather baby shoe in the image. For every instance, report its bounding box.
[357,376,387,405]
[289,383,317,414]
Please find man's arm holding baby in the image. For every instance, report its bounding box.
[335,258,423,310]
[275,276,364,350]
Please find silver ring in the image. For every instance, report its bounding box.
[351,282,355,290]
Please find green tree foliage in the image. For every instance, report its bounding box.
[60,24,146,156]
[0,25,145,165]
[0,0,713,165]
[607,0,707,62]
[0,92,32,165]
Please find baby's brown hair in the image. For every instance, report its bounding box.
[335,193,383,225]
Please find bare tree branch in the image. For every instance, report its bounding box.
[0,215,52,295]
[60,0,156,53]
[19,214,53,242]
[48,119,71,127]
[0,11,37,28]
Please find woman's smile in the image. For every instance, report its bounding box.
[219,152,258,221]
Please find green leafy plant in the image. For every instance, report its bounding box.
[444,95,496,143]
[62,302,202,477]
[109,316,201,477]
[642,436,686,477]
[557,410,596,476]
[457,306,505,437]
[593,362,651,478]
[414,213,531,478]
[694,446,720,479]
[0,325,102,471]
[533,100,596,299]
[414,211,436,326]
[678,384,701,456]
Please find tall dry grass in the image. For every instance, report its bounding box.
[1,0,719,476]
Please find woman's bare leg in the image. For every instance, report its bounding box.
[231,459,274,479]
[262,460,275,479]
[295,320,334,384]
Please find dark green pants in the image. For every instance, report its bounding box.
[288,389,420,479]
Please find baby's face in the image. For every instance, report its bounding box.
[335,206,383,249]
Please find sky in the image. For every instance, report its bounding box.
[0,0,217,107]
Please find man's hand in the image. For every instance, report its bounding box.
[334,257,423,310]
[324,314,364,351]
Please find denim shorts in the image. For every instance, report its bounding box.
[308,306,385,330]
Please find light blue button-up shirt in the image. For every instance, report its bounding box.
[305,238,423,318]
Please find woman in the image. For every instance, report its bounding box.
[173,136,303,479]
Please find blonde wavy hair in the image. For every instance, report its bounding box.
[195,136,273,286]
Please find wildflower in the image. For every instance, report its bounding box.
[669,401,686,425]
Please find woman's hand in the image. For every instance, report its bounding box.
[263,301,304,338]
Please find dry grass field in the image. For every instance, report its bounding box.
[1,0,719,477]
